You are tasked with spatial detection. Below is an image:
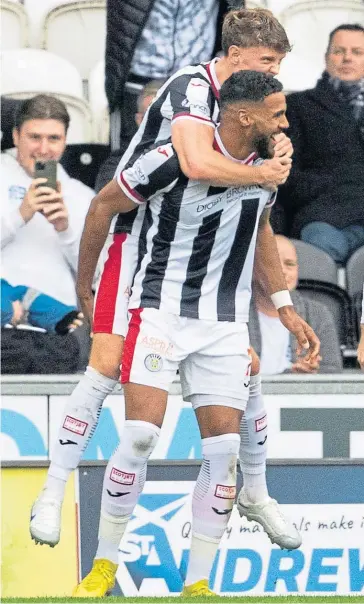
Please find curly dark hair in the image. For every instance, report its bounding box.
[220,70,283,110]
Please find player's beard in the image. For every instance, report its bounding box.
[254,134,274,159]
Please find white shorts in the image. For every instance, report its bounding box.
[121,308,252,410]
[93,233,137,336]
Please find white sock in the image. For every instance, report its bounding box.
[95,512,129,564]
[185,433,240,586]
[185,533,220,586]
[45,366,117,500]
[43,472,67,500]
[239,374,269,503]
[97,420,160,564]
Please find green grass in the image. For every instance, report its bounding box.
[2,597,364,603]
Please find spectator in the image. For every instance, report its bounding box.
[95,79,166,193]
[277,24,364,263]
[249,235,342,374]
[105,0,228,149]
[1,95,94,368]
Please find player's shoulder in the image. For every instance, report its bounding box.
[166,62,211,90]
[127,139,177,168]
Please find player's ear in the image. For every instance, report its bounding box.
[238,108,252,127]
[227,45,241,67]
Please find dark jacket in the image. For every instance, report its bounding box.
[277,74,364,237]
[249,290,343,374]
[105,0,231,113]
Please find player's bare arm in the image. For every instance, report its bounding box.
[172,121,291,190]
[255,207,320,362]
[76,180,138,325]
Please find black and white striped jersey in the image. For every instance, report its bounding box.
[111,57,222,236]
[116,131,276,323]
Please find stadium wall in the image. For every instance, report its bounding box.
[2,374,364,461]
[2,460,364,597]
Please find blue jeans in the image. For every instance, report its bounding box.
[1,279,76,331]
[301,222,364,263]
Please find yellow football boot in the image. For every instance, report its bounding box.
[72,558,118,597]
[181,579,216,597]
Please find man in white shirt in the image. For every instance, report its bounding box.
[1,95,94,331]
[250,235,342,374]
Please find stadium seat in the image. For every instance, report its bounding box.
[245,0,268,7]
[280,0,364,71]
[60,143,110,189]
[88,60,110,144]
[292,239,338,285]
[1,49,93,143]
[346,246,364,298]
[352,290,363,343]
[296,279,355,350]
[1,0,29,50]
[42,0,106,83]
[278,53,319,93]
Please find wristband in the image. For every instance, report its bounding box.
[271,290,293,310]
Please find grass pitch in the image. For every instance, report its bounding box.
[2,596,364,603]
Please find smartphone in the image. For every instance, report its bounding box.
[34,160,57,190]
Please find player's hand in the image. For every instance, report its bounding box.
[291,356,322,374]
[77,288,94,334]
[278,305,321,363]
[358,330,364,370]
[272,132,293,162]
[41,182,69,232]
[19,178,51,222]
[258,157,292,191]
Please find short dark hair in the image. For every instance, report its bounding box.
[327,23,364,54]
[14,94,70,132]
[220,70,283,111]
[222,8,291,55]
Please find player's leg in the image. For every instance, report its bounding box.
[237,346,301,549]
[179,320,250,596]
[183,404,242,597]
[73,308,179,597]
[30,234,130,547]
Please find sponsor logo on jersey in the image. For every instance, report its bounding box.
[157,147,170,158]
[134,160,149,185]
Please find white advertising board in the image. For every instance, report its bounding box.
[2,393,364,460]
[117,481,364,596]
[1,396,48,460]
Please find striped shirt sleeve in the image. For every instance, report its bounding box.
[116,143,179,205]
[166,74,215,128]
[265,191,277,208]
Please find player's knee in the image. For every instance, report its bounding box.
[197,408,242,438]
[250,347,260,376]
[123,420,160,460]
[89,333,124,379]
